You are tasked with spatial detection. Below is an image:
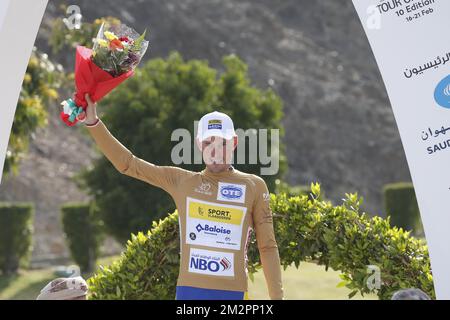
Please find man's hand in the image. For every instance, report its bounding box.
[84,93,99,125]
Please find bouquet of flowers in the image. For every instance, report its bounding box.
[60,23,149,126]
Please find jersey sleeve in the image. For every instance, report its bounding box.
[252,177,284,300]
[85,119,190,194]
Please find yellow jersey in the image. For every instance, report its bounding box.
[86,120,284,299]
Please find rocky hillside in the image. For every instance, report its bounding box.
[0,0,412,263]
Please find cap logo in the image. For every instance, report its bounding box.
[208,119,222,130]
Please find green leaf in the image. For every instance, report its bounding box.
[133,29,147,51]
[348,290,358,299]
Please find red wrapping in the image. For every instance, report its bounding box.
[60,112,76,127]
[61,46,134,125]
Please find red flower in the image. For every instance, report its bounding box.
[119,36,130,42]
[109,39,124,50]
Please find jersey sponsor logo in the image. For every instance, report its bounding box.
[194,182,213,196]
[189,199,244,225]
[196,223,232,235]
[221,186,242,199]
[186,197,246,250]
[208,119,222,130]
[188,248,234,277]
[217,182,246,203]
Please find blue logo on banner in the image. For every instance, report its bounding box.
[434,75,450,109]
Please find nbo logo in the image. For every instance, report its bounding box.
[190,258,221,272]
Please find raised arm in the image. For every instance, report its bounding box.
[83,94,190,193]
[252,177,284,300]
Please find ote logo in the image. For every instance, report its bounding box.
[221,186,242,199]
[217,182,246,203]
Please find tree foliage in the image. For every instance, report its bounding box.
[3,48,63,177]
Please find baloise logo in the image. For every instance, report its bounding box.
[196,223,232,235]
[434,75,450,109]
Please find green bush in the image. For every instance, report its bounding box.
[383,182,422,233]
[4,48,63,177]
[88,184,433,300]
[88,213,179,300]
[78,52,286,243]
[0,203,34,275]
[61,203,103,273]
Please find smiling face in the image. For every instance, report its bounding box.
[197,135,238,172]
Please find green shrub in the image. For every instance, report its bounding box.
[383,182,422,233]
[61,203,103,273]
[0,203,34,275]
[88,184,433,300]
[88,213,179,300]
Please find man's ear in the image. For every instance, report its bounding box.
[233,135,238,151]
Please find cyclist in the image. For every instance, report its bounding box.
[83,93,284,300]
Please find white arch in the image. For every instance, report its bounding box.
[0,0,48,183]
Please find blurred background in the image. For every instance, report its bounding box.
[0,0,424,299]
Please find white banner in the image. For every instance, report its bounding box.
[353,0,450,299]
[0,0,48,184]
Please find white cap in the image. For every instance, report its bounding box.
[197,111,236,141]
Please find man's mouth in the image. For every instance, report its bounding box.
[210,158,223,165]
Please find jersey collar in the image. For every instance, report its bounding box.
[202,165,236,177]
